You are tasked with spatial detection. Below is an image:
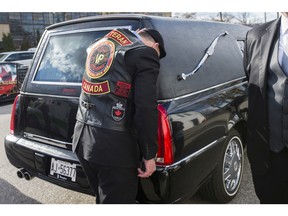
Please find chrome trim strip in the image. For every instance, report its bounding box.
[158,77,247,103]
[31,81,82,86]
[21,77,247,101]
[6,134,78,161]
[20,91,79,99]
[157,136,226,171]
[24,132,72,148]
[31,25,132,85]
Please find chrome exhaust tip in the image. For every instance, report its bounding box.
[16,168,26,179]
[23,171,34,180]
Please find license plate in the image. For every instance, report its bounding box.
[50,158,76,182]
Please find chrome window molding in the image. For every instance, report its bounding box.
[31,81,82,86]
[20,91,79,99]
[21,77,247,101]
[158,77,247,103]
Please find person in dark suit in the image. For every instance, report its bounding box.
[244,12,288,203]
[72,28,166,204]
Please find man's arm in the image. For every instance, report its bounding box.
[126,47,160,178]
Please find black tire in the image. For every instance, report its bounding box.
[200,129,244,203]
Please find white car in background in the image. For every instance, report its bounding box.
[0,51,35,66]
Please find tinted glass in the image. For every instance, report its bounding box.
[0,13,8,23]
[21,13,33,24]
[34,31,109,83]
[19,53,34,60]
[6,54,20,61]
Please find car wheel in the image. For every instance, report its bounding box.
[200,129,244,203]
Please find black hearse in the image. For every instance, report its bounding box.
[4,15,250,203]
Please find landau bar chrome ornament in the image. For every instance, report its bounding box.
[178,31,229,81]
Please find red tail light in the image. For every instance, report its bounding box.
[10,95,19,135]
[157,104,174,165]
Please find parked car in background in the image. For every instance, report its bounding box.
[28,48,37,52]
[4,15,250,203]
[0,51,35,67]
[0,62,28,101]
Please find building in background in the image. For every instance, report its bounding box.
[173,12,279,25]
[0,12,172,51]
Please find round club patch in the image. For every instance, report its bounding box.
[86,40,115,79]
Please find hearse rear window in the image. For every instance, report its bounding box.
[34,31,109,83]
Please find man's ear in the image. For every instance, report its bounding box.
[153,43,160,57]
[153,43,159,49]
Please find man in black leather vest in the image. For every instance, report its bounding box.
[244,12,288,203]
[72,28,166,203]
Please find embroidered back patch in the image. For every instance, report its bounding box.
[86,40,115,79]
[105,30,133,46]
[82,79,110,95]
[111,101,126,121]
[114,81,131,98]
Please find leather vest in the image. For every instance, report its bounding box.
[76,29,145,132]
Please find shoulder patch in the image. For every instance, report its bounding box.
[105,30,133,46]
[86,40,115,79]
[111,101,126,121]
[114,81,131,98]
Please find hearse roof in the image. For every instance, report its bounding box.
[46,14,149,30]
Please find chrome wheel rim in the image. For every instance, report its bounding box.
[223,136,244,196]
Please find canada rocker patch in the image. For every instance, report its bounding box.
[111,101,126,121]
[86,40,115,79]
[82,79,110,95]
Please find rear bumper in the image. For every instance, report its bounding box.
[5,134,224,203]
[4,134,94,195]
[5,134,177,203]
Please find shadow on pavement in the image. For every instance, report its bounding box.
[0,100,13,107]
[0,178,41,204]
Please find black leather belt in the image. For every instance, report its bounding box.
[81,101,95,109]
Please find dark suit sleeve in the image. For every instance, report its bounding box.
[125,47,160,160]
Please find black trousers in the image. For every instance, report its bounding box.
[78,156,138,204]
[252,148,288,204]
